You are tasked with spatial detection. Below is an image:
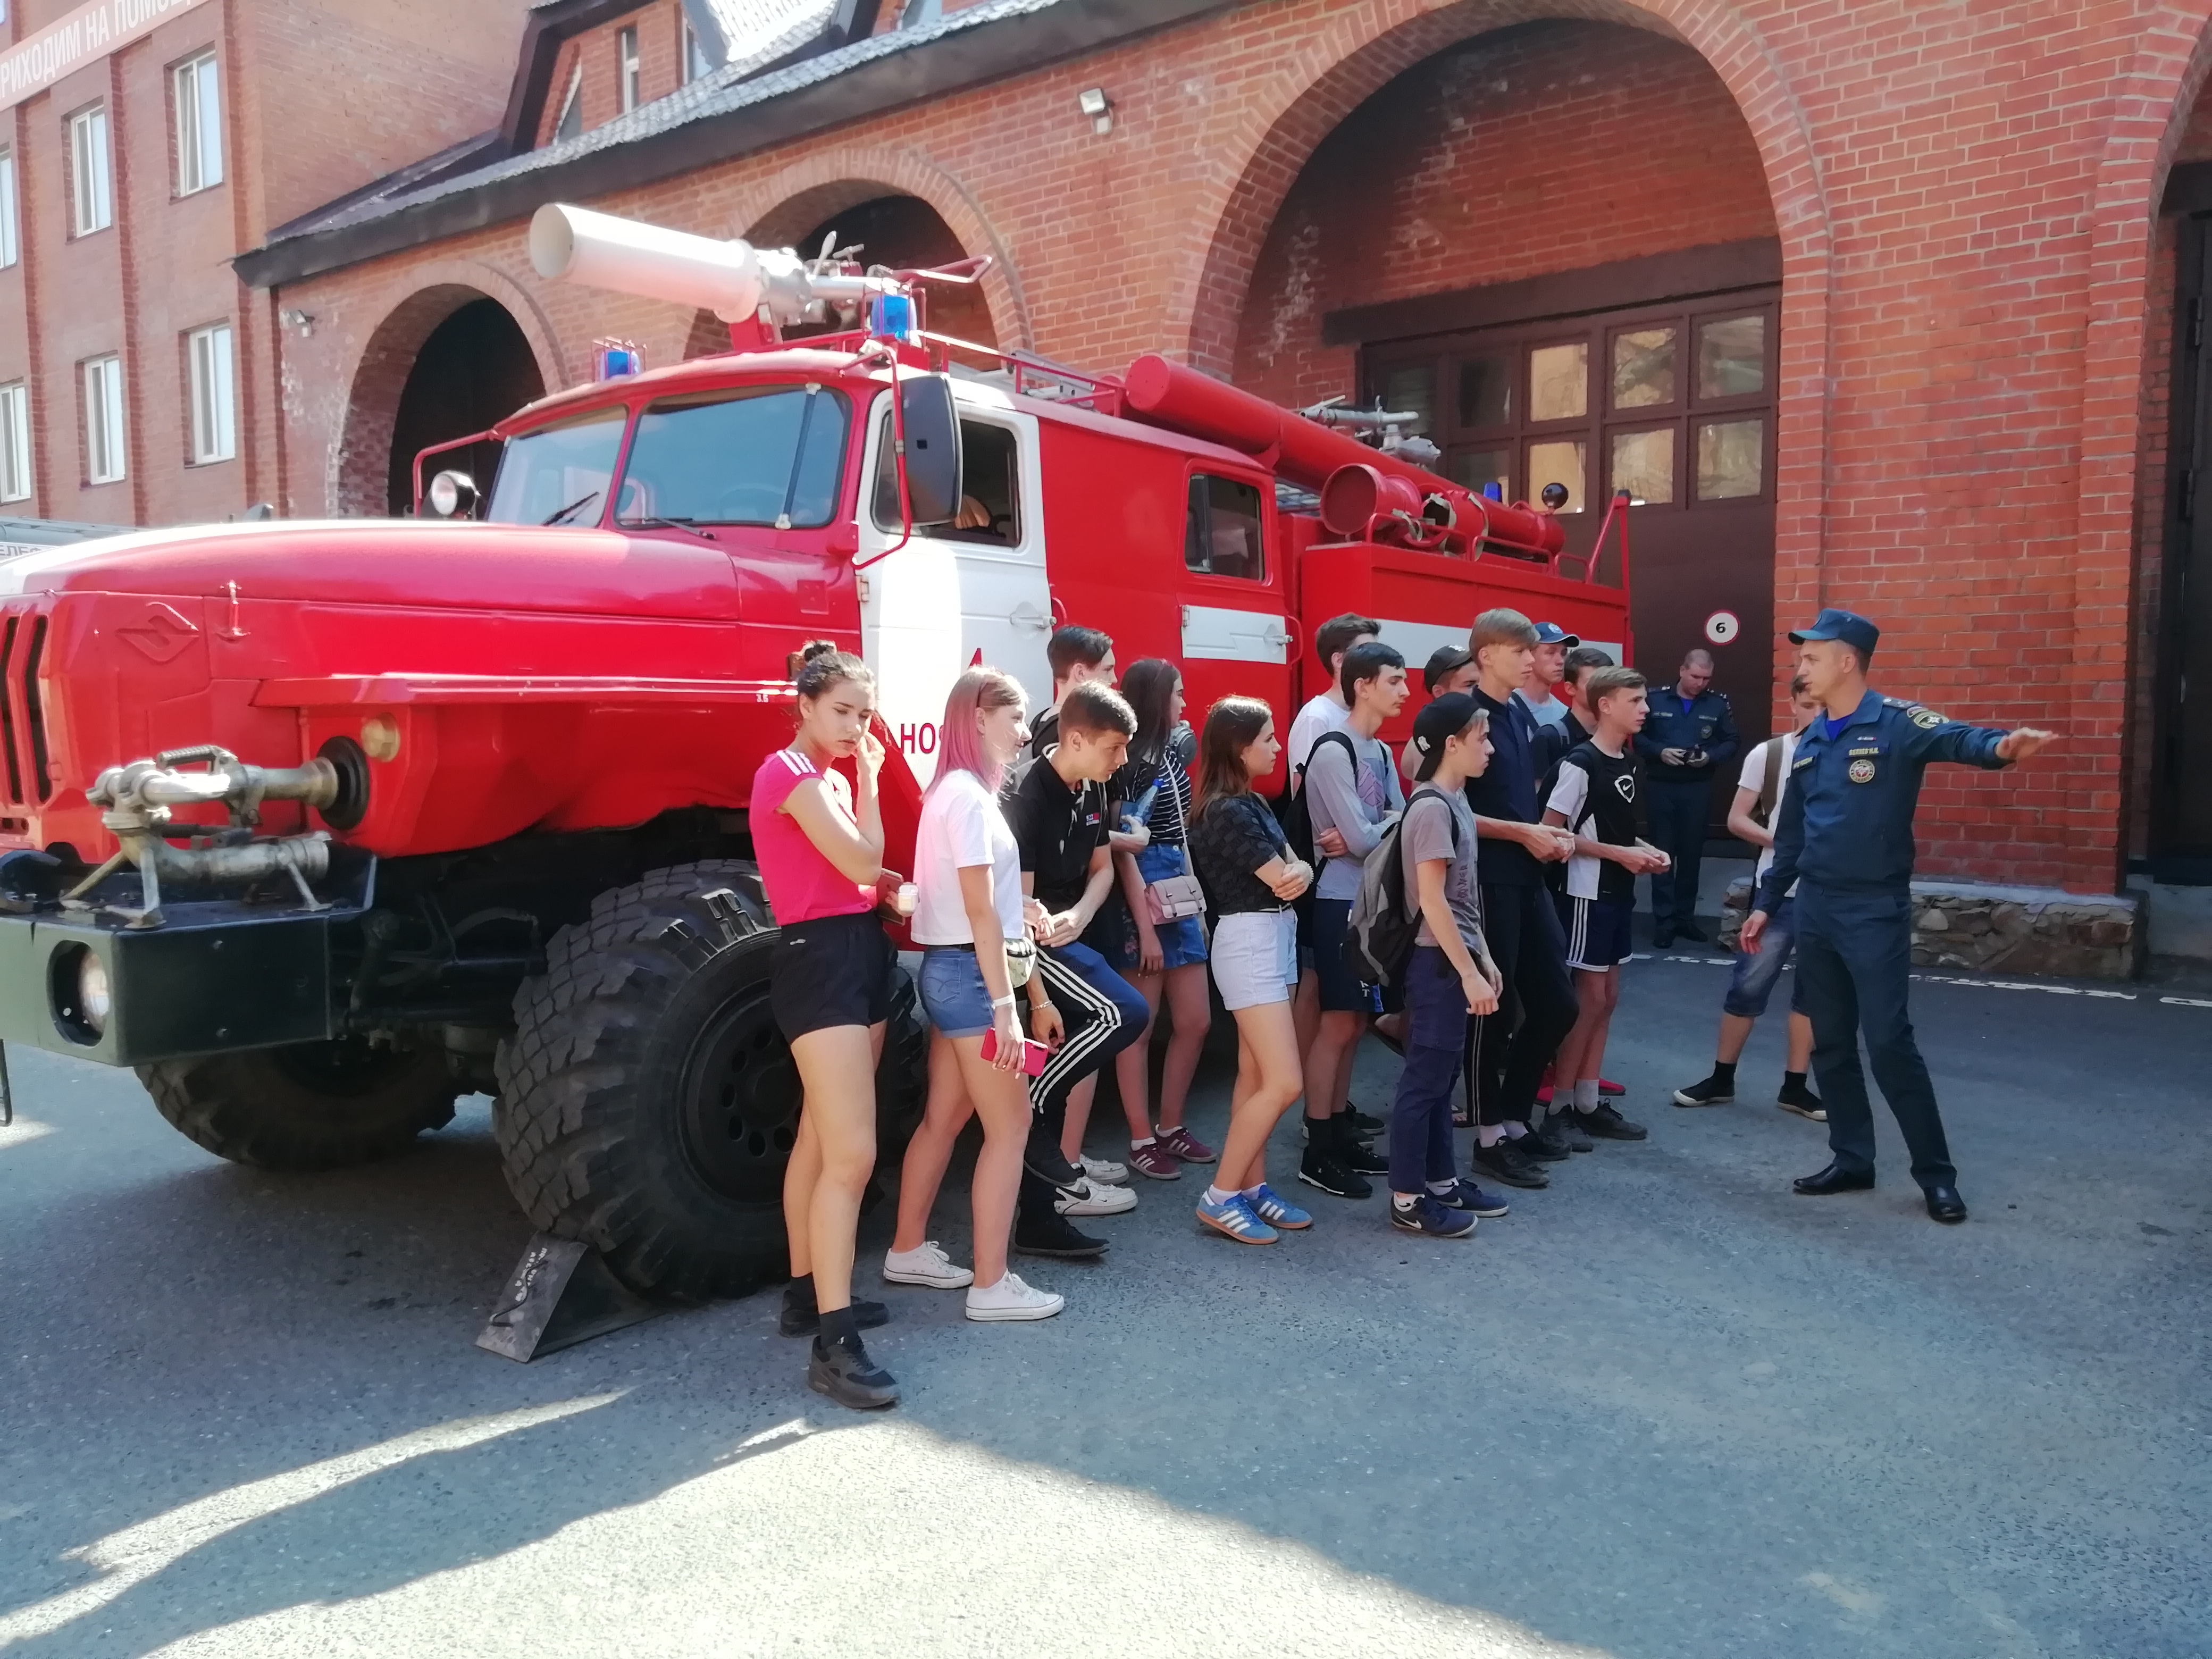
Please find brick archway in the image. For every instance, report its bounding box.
[722,146,1032,351]
[1175,0,1834,663]
[333,262,566,517]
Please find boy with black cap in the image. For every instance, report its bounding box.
[1390,694,1510,1237]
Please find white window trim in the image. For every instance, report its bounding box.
[0,382,31,504]
[683,21,709,83]
[0,148,18,270]
[174,52,223,197]
[83,355,125,485]
[186,322,236,465]
[553,62,582,140]
[617,26,640,114]
[69,105,113,236]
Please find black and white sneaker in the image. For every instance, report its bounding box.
[1471,1140,1551,1190]
[1346,1104,1386,1137]
[1297,1145,1373,1200]
[1673,1074,1735,1107]
[807,1336,899,1411]
[1777,1084,1827,1122]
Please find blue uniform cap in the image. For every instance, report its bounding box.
[1530,621,1579,647]
[1788,608,1880,656]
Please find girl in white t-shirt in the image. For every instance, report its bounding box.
[886,667,1065,1323]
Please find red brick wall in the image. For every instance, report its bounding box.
[1234,21,1778,409]
[255,0,2212,892]
[540,2,697,145]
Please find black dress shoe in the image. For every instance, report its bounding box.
[1924,1185,1968,1224]
[1651,932,1675,950]
[1792,1160,1876,1195]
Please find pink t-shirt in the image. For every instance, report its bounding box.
[750,748,876,925]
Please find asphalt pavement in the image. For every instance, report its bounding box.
[1,953,2207,1658]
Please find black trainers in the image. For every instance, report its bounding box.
[1471,1139,1551,1189]
[1346,1104,1386,1137]
[1550,1112,1594,1153]
[1777,1083,1827,1122]
[1297,1144,1373,1200]
[807,1336,899,1411]
[1522,1119,1573,1161]
[1672,1074,1735,1107]
[1013,1209,1109,1259]
[780,1291,890,1339]
[1579,1103,1648,1141]
[1340,1130,1390,1176]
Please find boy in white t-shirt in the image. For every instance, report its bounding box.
[1672,675,1825,1119]
[1286,611,1380,785]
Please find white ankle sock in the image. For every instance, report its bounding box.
[1204,1185,1234,1205]
[1574,1079,1601,1112]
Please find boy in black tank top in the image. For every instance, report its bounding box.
[1541,668,1671,1141]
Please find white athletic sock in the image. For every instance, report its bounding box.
[1502,1121,1529,1139]
[1477,1125,1503,1148]
[1575,1079,1601,1112]
[1132,1135,1156,1149]
[1204,1185,1235,1205]
[1426,1178,1457,1196]
[1241,1183,1266,1200]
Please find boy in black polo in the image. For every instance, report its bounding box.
[1002,680,1151,1258]
[1541,666,1664,1141]
[1461,608,1581,1187]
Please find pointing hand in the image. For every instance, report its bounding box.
[1995,727,2055,764]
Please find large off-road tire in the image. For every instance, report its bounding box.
[494,861,928,1302]
[138,1038,459,1171]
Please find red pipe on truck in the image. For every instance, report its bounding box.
[1120,353,1564,560]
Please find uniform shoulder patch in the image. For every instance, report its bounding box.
[1908,707,1945,730]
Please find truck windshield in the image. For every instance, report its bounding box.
[615,385,849,529]
[485,408,628,526]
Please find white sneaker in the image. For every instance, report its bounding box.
[965,1271,1065,1322]
[1054,1175,1137,1217]
[882,1241,974,1288]
[1079,1154,1130,1185]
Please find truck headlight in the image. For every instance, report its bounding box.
[78,952,112,1035]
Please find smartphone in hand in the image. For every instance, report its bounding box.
[980,1028,1050,1077]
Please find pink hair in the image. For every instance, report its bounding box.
[929,666,1026,796]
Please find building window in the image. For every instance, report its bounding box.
[0,382,30,503]
[683,21,712,83]
[69,105,113,236]
[82,355,125,485]
[617,27,641,113]
[173,52,223,196]
[554,64,582,140]
[0,148,17,269]
[186,322,236,465]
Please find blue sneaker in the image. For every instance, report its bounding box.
[1434,1178,1510,1218]
[1389,1194,1476,1238]
[1244,1183,1311,1230]
[1196,1192,1278,1246]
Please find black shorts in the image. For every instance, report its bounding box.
[770,911,892,1041]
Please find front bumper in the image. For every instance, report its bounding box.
[0,872,367,1068]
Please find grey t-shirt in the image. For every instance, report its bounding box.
[1401,787,1482,949]
[1305,730,1404,901]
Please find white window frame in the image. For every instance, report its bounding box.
[0,148,17,269]
[186,322,235,465]
[69,105,113,236]
[82,355,125,485]
[173,52,223,197]
[0,382,31,504]
[617,26,641,113]
[554,63,582,140]
[683,21,710,83]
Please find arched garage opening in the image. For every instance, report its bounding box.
[1230,17,1781,764]
[383,297,544,516]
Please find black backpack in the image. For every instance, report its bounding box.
[1272,728,1356,927]
[1343,786,1460,989]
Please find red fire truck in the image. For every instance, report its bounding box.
[0,205,1629,1299]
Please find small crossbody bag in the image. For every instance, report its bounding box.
[1125,782,1207,922]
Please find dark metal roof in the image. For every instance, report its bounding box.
[237,0,1231,290]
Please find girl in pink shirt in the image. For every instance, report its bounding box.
[749,643,901,1411]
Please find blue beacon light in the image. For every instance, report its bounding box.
[869,293,916,342]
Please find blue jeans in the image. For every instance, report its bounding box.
[1390,947,1467,1194]
[1722,895,1807,1018]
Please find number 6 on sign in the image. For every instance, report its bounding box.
[1705,610,1740,645]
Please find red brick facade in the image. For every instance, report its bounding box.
[0,0,530,527]
[27,0,2212,896]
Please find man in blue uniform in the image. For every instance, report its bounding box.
[1741,610,2052,1223]
[1635,648,1737,945]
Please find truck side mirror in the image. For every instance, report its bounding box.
[898,375,963,527]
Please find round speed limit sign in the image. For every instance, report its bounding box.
[1704,610,1740,645]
